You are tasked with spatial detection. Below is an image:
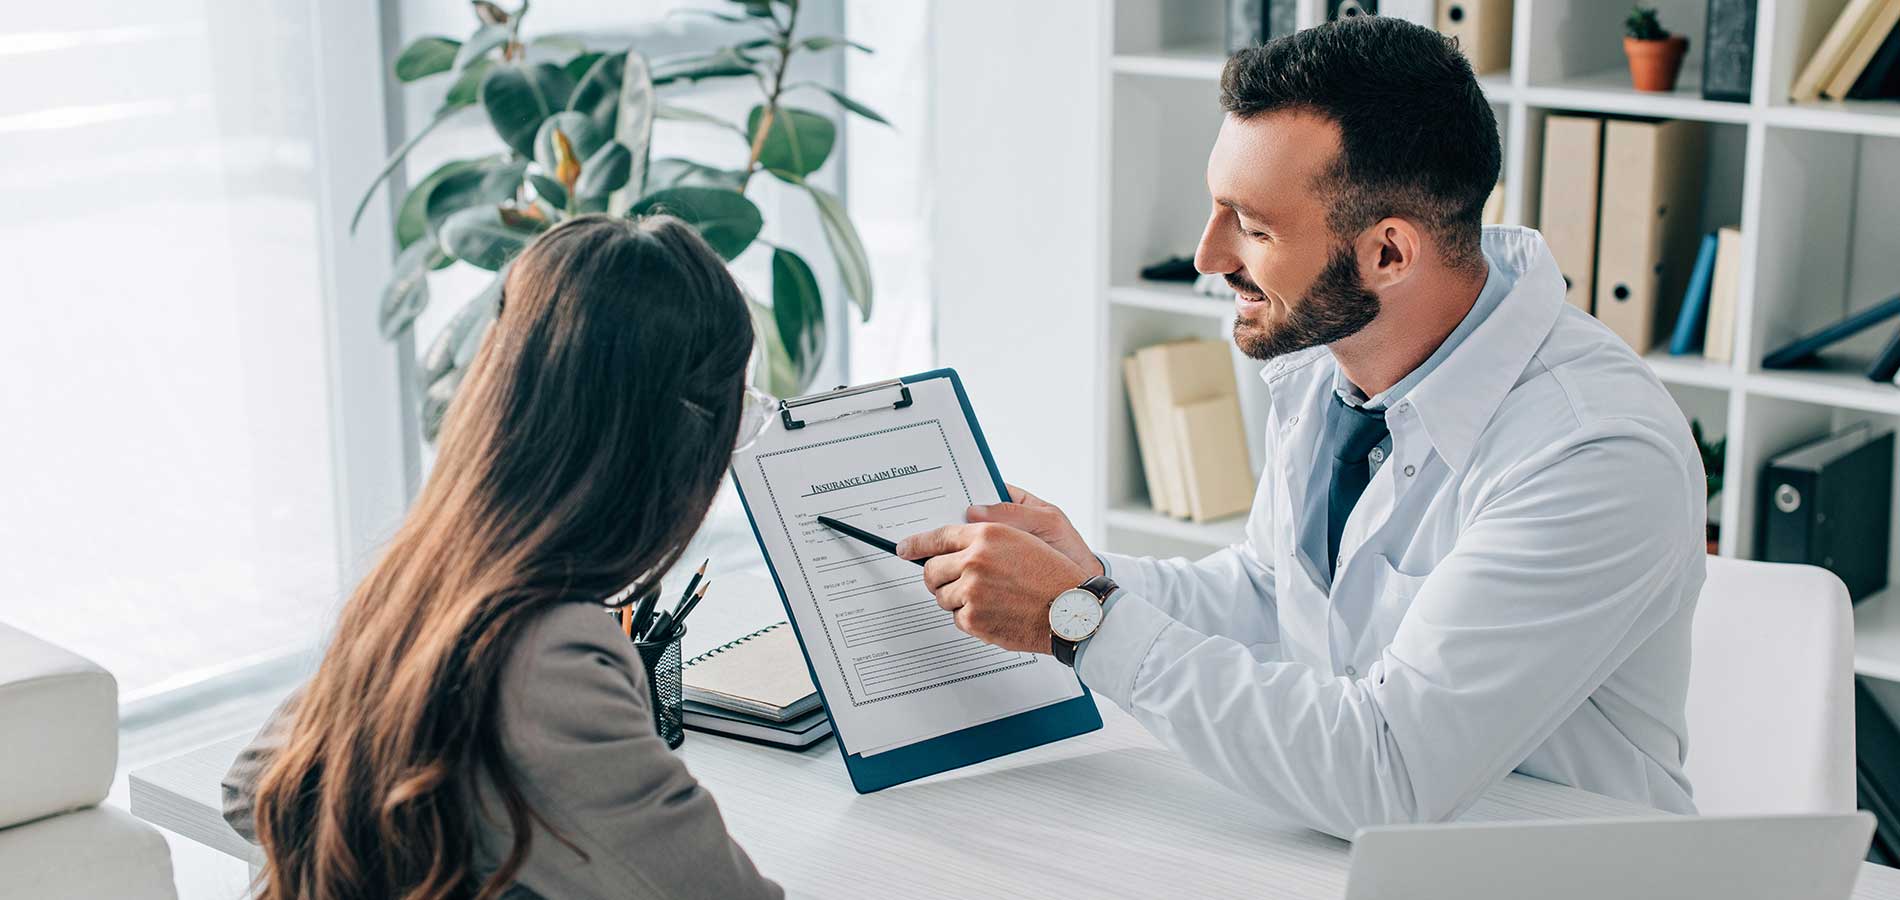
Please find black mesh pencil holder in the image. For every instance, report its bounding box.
[636,626,686,749]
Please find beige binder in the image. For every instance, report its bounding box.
[1538,115,1605,313]
[1438,0,1513,75]
[1122,356,1175,516]
[1136,340,1242,520]
[1481,179,1506,226]
[1171,396,1256,524]
[1594,119,1709,354]
[1704,226,1743,363]
[1792,0,1889,102]
[1825,0,1900,99]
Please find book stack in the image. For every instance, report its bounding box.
[682,622,832,749]
[1791,0,1900,102]
[1122,339,1256,524]
[1538,114,1724,356]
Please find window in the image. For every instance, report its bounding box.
[0,5,341,698]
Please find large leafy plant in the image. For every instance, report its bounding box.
[363,0,881,437]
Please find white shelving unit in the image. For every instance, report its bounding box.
[1096,0,1900,679]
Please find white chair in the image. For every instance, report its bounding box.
[0,622,176,899]
[1683,556,1856,815]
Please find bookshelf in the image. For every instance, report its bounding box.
[1096,0,1900,680]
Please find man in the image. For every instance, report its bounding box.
[899,17,1705,839]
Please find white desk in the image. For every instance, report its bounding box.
[131,696,1900,899]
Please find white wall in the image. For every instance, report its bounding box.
[929,0,1108,534]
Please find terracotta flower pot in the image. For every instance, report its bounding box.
[1625,34,1690,92]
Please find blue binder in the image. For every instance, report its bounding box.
[731,368,1103,793]
[1668,231,1719,356]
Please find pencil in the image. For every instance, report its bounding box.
[672,559,707,620]
[629,583,663,641]
[670,580,711,635]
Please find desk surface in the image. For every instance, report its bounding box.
[131,695,1900,900]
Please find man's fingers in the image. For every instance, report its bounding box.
[965,500,1045,531]
[897,523,973,559]
[1004,483,1048,508]
[922,552,968,594]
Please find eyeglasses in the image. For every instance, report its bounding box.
[733,385,778,455]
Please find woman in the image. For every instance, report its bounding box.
[222,214,784,900]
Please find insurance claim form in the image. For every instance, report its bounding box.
[733,376,1084,756]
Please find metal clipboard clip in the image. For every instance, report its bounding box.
[779,378,913,430]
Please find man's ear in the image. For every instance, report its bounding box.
[1358,217,1422,291]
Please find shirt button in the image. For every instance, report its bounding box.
[1345,665,1358,677]
[1403,464,1416,477]
[1368,447,1385,464]
[1395,401,1410,413]
[1287,415,1299,428]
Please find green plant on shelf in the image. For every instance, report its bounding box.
[1691,418,1725,503]
[361,0,884,438]
[1624,5,1667,41]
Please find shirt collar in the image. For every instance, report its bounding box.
[1262,226,1567,472]
[1335,255,1511,411]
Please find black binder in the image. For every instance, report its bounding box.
[1857,679,1900,864]
[1758,424,1894,603]
[1226,0,1298,50]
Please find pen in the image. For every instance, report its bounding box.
[815,515,929,566]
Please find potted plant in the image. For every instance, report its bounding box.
[1624,5,1689,93]
[361,0,885,437]
[1692,418,1725,554]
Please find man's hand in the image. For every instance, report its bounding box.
[964,485,1104,579]
[897,522,1089,654]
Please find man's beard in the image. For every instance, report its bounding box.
[1230,243,1380,361]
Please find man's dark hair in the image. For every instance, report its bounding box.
[1221,16,1500,272]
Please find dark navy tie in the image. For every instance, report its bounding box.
[1326,396,1390,571]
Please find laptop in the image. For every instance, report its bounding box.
[1346,812,1875,900]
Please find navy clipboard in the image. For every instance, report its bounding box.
[731,368,1103,793]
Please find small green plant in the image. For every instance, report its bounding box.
[362,0,884,437]
[1691,418,1725,502]
[1625,5,1668,41]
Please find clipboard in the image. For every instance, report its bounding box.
[731,368,1103,793]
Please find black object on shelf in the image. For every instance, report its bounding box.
[1761,294,1900,370]
[1703,0,1756,103]
[1758,424,1893,604]
[1868,321,1900,382]
[1139,256,1202,282]
[1226,0,1298,51]
[1328,0,1376,19]
[1850,24,1900,101]
[1857,679,1900,864]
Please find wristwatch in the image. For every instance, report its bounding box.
[1049,575,1117,667]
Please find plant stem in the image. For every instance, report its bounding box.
[741,0,799,190]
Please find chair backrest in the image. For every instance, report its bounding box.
[1683,556,1855,814]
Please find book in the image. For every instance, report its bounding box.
[1594,119,1709,353]
[1539,115,1605,313]
[1171,394,1255,523]
[682,622,820,723]
[683,700,833,748]
[1850,12,1900,98]
[1704,227,1743,363]
[1669,232,1720,355]
[1703,0,1757,102]
[1137,340,1242,520]
[1791,0,1891,102]
[1123,356,1175,516]
[1825,0,1900,99]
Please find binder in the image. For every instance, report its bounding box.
[1868,323,1900,382]
[1849,22,1900,98]
[1225,0,1298,50]
[1437,0,1513,75]
[1381,0,1437,27]
[733,370,1102,793]
[1594,118,1709,353]
[1704,226,1743,363]
[1539,115,1606,313]
[1825,0,1900,100]
[1857,678,1900,864]
[1668,231,1720,355]
[1122,356,1175,516]
[1703,0,1757,102]
[1757,424,1893,603]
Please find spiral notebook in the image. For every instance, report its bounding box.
[683,622,821,723]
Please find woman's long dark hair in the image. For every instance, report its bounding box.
[250,214,754,900]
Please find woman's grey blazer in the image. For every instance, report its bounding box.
[221,601,783,900]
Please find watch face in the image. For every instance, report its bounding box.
[1049,589,1104,642]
